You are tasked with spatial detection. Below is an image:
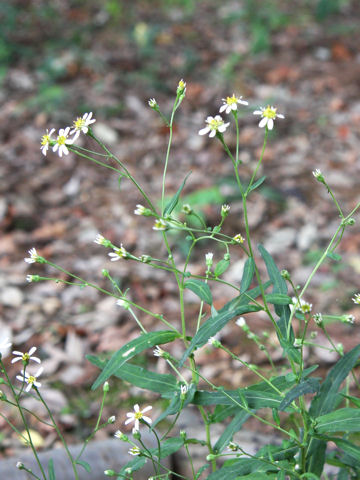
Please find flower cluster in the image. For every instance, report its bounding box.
[40,112,96,157]
[198,94,285,137]
[1,345,45,392]
[291,297,312,314]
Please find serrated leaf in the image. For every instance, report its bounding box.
[91,330,179,390]
[185,279,212,305]
[214,259,230,277]
[248,175,266,192]
[87,355,177,395]
[214,410,250,453]
[265,293,292,305]
[240,257,255,294]
[48,459,55,480]
[279,378,320,411]
[316,408,360,433]
[310,344,360,417]
[76,460,91,473]
[164,171,191,216]
[179,304,261,366]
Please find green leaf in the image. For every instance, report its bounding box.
[164,171,191,216]
[316,408,360,433]
[214,259,230,277]
[193,389,284,410]
[248,175,266,192]
[195,464,211,479]
[213,410,250,453]
[207,458,263,479]
[91,330,179,390]
[152,384,196,427]
[118,437,184,476]
[240,257,255,294]
[315,435,360,463]
[310,344,360,417]
[340,394,360,408]
[279,378,320,411]
[258,244,287,295]
[87,355,177,395]
[48,459,55,480]
[327,252,342,262]
[76,460,91,473]
[265,293,292,305]
[279,338,301,364]
[185,279,212,305]
[179,304,262,366]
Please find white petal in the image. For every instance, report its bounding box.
[267,118,274,130]
[219,104,227,113]
[31,357,41,364]
[214,115,222,121]
[142,406,152,413]
[12,351,23,356]
[209,130,216,138]
[52,144,59,152]
[198,127,210,135]
[25,384,32,392]
[253,110,262,115]
[259,117,268,128]
[16,375,24,382]
[134,419,140,431]
[142,416,152,424]
[28,347,37,356]
[134,404,140,412]
[124,419,133,426]
[11,357,22,364]
[239,99,248,105]
[35,367,43,377]
[277,114,285,119]
[206,116,214,122]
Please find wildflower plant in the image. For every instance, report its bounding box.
[2,81,360,480]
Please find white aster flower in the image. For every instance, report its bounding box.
[16,367,43,392]
[128,446,141,456]
[233,234,245,244]
[208,336,221,347]
[177,79,186,95]
[205,252,213,267]
[40,128,55,156]
[341,314,355,325]
[152,219,167,231]
[221,204,230,216]
[0,337,12,353]
[116,298,130,310]
[235,317,246,328]
[107,415,116,424]
[199,115,230,138]
[114,430,126,440]
[24,248,40,264]
[134,204,147,215]
[219,94,248,114]
[253,105,284,130]
[291,297,312,314]
[312,313,323,326]
[148,98,157,109]
[153,346,165,357]
[125,404,152,431]
[94,234,106,245]
[108,244,127,261]
[352,293,360,305]
[180,384,188,396]
[12,346,41,365]
[52,127,73,157]
[70,112,96,140]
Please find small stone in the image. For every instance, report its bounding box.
[0,287,24,308]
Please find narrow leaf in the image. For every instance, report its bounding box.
[316,408,360,433]
[310,344,360,417]
[213,410,250,453]
[164,171,191,216]
[48,459,55,480]
[248,175,266,192]
[91,330,179,390]
[152,384,196,427]
[76,460,91,473]
[315,435,360,463]
[265,293,292,305]
[87,355,178,395]
[240,257,255,294]
[279,378,320,411]
[214,259,230,277]
[185,279,212,305]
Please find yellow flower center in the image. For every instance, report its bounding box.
[23,353,30,362]
[74,118,85,130]
[57,135,67,146]
[262,106,277,119]
[27,375,36,385]
[41,135,50,146]
[226,95,237,105]
[209,118,223,130]
[134,411,143,420]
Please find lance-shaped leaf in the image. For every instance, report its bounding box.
[315,435,360,464]
[214,258,230,277]
[279,377,320,411]
[213,410,250,453]
[248,175,266,193]
[87,355,178,396]
[152,384,196,428]
[240,257,255,294]
[179,304,261,367]
[265,293,292,305]
[164,171,191,216]
[185,279,212,305]
[192,389,284,410]
[316,408,360,433]
[91,330,179,390]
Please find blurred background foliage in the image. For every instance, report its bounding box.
[0,0,357,114]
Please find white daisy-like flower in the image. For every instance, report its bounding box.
[70,112,96,140]
[312,313,323,326]
[205,252,213,267]
[221,204,230,216]
[352,293,360,305]
[114,430,125,440]
[199,115,230,138]
[253,105,284,130]
[134,204,147,216]
[153,346,165,357]
[40,128,55,156]
[12,346,41,365]
[148,98,157,109]
[152,219,167,231]
[0,337,12,353]
[208,336,221,347]
[125,404,152,431]
[291,297,312,314]
[107,415,116,424]
[52,127,73,157]
[180,384,188,396]
[108,245,127,261]
[341,314,355,325]
[94,234,106,245]
[16,367,43,392]
[235,317,246,328]
[128,446,141,456]
[219,94,248,114]
[24,248,40,264]
[177,79,186,95]
[233,234,245,244]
